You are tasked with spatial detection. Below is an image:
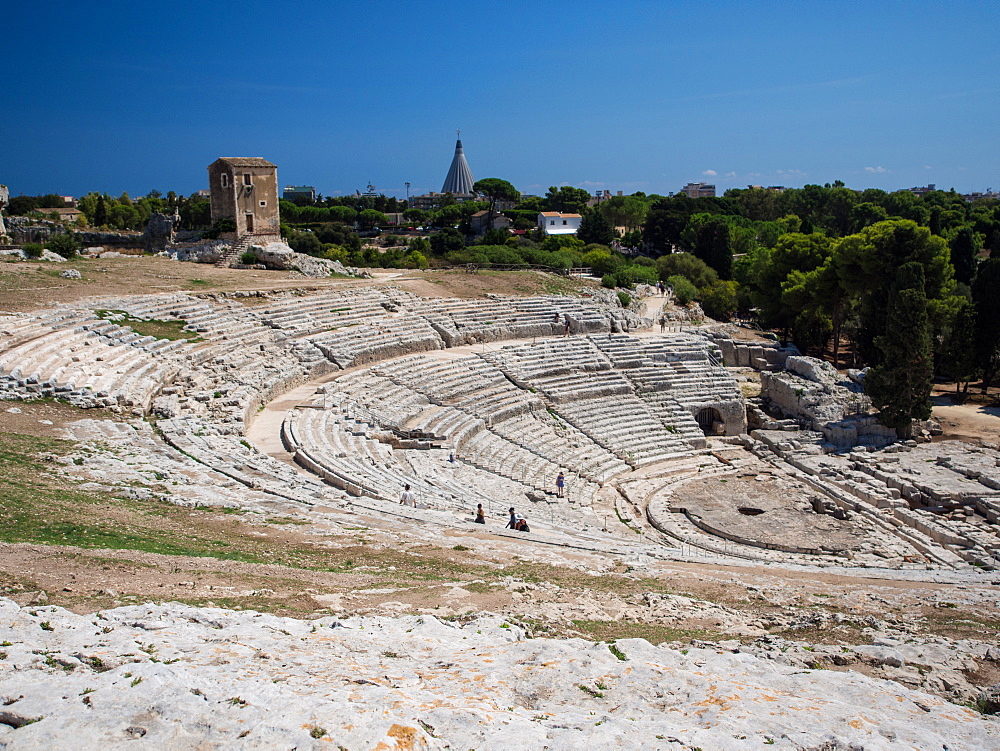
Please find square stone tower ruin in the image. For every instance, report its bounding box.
[207,157,281,243]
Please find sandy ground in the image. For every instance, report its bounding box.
[931,390,1000,447]
[0,257,600,313]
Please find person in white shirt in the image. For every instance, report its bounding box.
[399,484,417,506]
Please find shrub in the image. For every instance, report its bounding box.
[202,217,237,240]
[403,250,429,269]
[667,274,698,305]
[541,235,585,253]
[582,248,626,276]
[616,290,632,308]
[700,280,739,321]
[614,264,659,287]
[285,229,322,255]
[239,251,257,265]
[601,274,616,289]
[23,243,44,259]
[656,252,718,288]
[481,245,524,265]
[46,232,79,259]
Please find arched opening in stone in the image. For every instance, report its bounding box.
[695,407,723,435]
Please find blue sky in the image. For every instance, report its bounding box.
[4,0,997,199]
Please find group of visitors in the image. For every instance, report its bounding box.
[399,470,570,534]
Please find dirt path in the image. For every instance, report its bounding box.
[931,391,1000,447]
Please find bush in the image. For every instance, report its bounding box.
[616,290,632,308]
[429,228,465,254]
[239,251,257,265]
[481,245,524,265]
[285,229,322,255]
[614,264,659,287]
[202,217,237,240]
[46,232,79,259]
[656,252,718,288]
[667,274,698,305]
[23,243,44,259]
[582,248,626,276]
[403,250,429,269]
[601,274,617,289]
[699,280,739,321]
[541,235,585,253]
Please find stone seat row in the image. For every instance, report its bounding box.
[490,412,629,484]
[284,408,474,508]
[307,319,442,369]
[555,398,696,467]
[161,416,329,505]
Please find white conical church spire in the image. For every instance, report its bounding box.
[441,132,475,194]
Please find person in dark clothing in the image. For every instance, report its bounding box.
[474,503,486,524]
[506,507,529,532]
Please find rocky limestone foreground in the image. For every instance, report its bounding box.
[0,599,996,750]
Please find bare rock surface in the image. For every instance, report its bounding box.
[1,598,997,749]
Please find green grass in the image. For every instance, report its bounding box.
[93,310,202,342]
[571,619,722,644]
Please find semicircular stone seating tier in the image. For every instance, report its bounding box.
[0,288,742,533]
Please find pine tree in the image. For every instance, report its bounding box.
[864,262,933,435]
[577,209,617,246]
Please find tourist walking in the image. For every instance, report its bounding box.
[399,484,416,507]
[556,471,565,498]
[659,315,666,333]
[474,503,486,524]
[563,314,571,336]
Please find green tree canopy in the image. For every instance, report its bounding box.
[576,209,618,246]
[598,195,649,231]
[544,185,591,214]
[473,178,519,234]
[831,220,953,364]
[655,252,718,289]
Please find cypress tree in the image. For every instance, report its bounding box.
[972,258,1000,392]
[949,226,979,286]
[94,194,109,228]
[864,262,933,436]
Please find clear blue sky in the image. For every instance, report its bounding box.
[4,0,997,199]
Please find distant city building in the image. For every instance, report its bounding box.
[470,210,512,236]
[195,189,211,199]
[59,196,77,208]
[441,133,475,195]
[746,184,786,192]
[963,190,999,203]
[681,182,716,198]
[408,191,482,211]
[207,157,281,243]
[47,207,83,223]
[904,184,937,197]
[408,133,484,211]
[283,185,316,202]
[586,190,624,208]
[538,211,581,235]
